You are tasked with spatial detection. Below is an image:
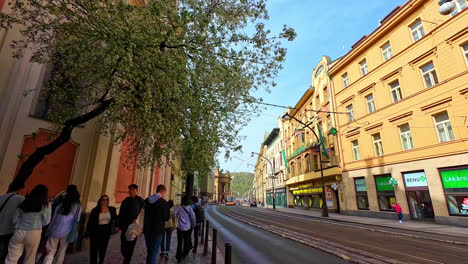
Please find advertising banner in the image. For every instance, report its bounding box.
[440,169,468,189]
[404,171,428,187]
[375,176,394,191]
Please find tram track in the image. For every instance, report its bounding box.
[218,206,468,264]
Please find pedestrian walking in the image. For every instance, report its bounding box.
[43,186,81,264]
[190,196,204,253]
[84,195,118,264]
[160,200,175,259]
[143,185,170,264]
[0,182,25,264]
[5,184,51,264]
[393,203,404,223]
[119,184,144,264]
[174,196,196,263]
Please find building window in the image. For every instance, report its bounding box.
[451,0,467,16]
[433,111,455,142]
[365,93,376,113]
[346,104,354,122]
[290,162,295,177]
[354,177,369,210]
[399,123,414,150]
[323,87,329,103]
[372,133,384,156]
[375,174,396,211]
[439,167,468,216]
[313,155,319,171]
[297,158,302,175]
[410,20,425,42]
[381,42,393,61]
[327,115,332,130]
[342,73,349,88]
[421,62,439,88]
[315,96,320,109]
[462,43,468,66]
[359,60,368,76]
[305,154,312,173]
[351,140,360,160]
[389,80,402,102]
[315,65,324,77]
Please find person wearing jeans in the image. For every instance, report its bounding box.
[160,200,175,258]
[174,196,196,262]
[143,185,170,264]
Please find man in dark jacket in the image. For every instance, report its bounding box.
[144,184,170,264]
[119,184,144,264]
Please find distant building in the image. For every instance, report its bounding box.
[213,168,232,202]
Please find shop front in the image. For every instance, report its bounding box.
[374,174,397,211]
[439,166,468,216]
[288,181,338,211]
[403,171,434,220]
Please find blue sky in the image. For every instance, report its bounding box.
[218,0,407,173]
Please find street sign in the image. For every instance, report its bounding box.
[335,175,341,181]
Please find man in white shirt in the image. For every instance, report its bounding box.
[0,182,25,264]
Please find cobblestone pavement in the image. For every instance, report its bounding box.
[65,230,221,264]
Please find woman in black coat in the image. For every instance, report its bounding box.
[84,195,118,264]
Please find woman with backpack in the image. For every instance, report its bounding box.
[43,186,81,264]
[5,184,51,264]
[174,196,196,262]
[84,195,118,264]
[160,200,175,258]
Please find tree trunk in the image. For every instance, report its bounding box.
[185,172,194,197]
[11,99,113,188]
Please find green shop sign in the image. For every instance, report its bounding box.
[375,176,394,191]
[440,169,468,189]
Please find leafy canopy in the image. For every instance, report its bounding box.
[0,0,295,175]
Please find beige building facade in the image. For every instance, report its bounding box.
[0,0,181,212]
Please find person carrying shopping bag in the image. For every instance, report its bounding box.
[43,186,81,264]
[5,184,51,264]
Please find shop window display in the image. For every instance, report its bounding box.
[375,174,396,211]
[440,168,468,216]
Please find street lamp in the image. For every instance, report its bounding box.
[438,0,456,15]
[251,151,276,210]
[282,113,329,217]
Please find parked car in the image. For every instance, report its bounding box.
[250,201,257,207]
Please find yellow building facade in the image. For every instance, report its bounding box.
[330,0,468,226]
[281,56,343,211]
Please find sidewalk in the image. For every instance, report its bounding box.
[271,207,468,238]
[65,230,222,264]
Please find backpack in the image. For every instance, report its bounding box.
[194,205,205,224]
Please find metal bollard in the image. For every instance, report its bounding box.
[224,242,232,264]
[211,228,218,264]
[203,220,210,256]
[201,220,205,242]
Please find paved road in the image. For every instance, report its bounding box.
[205,205,347,264]
[218,206,468,264]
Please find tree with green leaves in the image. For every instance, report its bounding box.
[0,0,295,189]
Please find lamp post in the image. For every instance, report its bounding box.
[251,152,276,210]
[282,113,329,217]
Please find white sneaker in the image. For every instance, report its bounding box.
[399,220,402,223]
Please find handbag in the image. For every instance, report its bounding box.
[125,208,145,241]
[66,206,80,243]
[0,194,15,214]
